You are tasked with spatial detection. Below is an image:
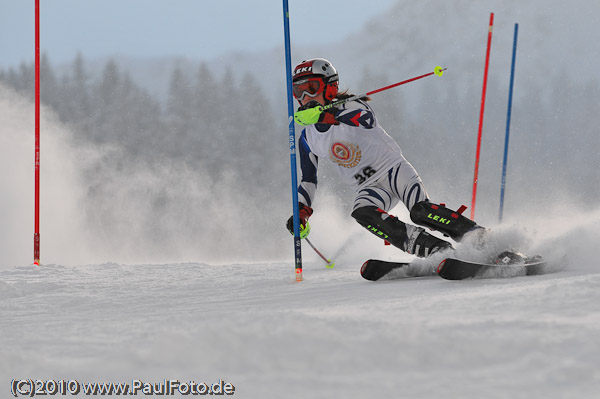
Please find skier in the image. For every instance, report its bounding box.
[286,58,483,258]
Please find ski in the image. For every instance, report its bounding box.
[360,259,412,281]
[437,257,547,280]
[361,252,549,282]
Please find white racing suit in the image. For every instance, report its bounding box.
[297,99,427,213]
[295,99,478,257]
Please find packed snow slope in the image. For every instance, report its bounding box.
[1,211,599,399]
[1,2,599,395]
[1,70,600,399]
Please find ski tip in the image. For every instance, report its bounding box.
[437,259,447,274]
[360,260,370,276]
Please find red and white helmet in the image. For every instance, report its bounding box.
[292,58,339,102]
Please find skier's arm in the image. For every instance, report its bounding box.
[331,101,375,128]
[286,130,317,237]
[295,100,375,128]
[303,100,376,128]
[297,129,318,208]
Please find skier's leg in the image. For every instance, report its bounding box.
[384,161,430,211]
[351,206,452,258]
[409,201,485,242]
[379,155,485,242]
[351,163,451,257]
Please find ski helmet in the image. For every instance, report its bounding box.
[292,58,339,101]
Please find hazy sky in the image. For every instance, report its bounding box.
[1,0,397,68]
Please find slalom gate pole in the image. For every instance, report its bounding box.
[305,237,335,268]
[34,0,41,266]
[499,23,519,223]
[470,12,494,221]
[282,0,303,282]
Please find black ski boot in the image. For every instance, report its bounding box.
[351,207,452,258]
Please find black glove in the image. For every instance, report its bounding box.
[286,204,313,237]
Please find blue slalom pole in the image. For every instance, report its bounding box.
[282,0,303,281]
[499,23,519,223]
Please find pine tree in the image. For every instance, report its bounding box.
[164,66,195,158]
[194,63,220,127]
[39,53,59,109]
[58,53,91,127]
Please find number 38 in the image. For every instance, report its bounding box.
[354,166,376,184]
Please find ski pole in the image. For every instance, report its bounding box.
[294,66,446,125]
[305,237,335,268]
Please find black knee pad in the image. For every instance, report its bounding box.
[410,201,479,241]
[351,206,381,227]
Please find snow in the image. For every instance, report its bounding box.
[2,253,599,398]
[1,3,600,394]
[1,82,599,398]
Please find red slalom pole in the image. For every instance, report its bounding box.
[34,0,41,266]
[471,12,494,220]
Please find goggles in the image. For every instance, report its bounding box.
[293,77,325,100]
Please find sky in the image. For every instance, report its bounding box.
[1,0,397,69]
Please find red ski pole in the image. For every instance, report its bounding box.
[305,237,335,268]
[325,66,446,111]
[294,66,446,125]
